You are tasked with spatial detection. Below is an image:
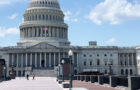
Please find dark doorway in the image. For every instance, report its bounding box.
[41,60,45,68]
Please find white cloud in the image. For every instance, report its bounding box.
[0,0,28,5]
[64,11,72,21]
[0,27,19,37]
[88,0,140,25]
[8,13,18,20]
[72,18,78,22]
[106,38,116,44]
[64,11,79,22]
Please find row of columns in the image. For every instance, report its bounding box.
[9,52,78,68]
[119,53,136,66]
[24,14,63,22]
[20,27,67,39]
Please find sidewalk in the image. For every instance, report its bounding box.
[63,80,120,90]
[0,77,63,90]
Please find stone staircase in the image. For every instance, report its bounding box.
[31,69,56,77]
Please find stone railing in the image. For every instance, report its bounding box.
[74,75,140,90]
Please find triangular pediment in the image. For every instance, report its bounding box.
[28,42,58,49]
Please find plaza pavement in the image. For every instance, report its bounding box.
[0,77,123,90]
[0,77,63,90]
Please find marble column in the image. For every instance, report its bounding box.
[40,53,42,68]
[77,52,79,67]
[21,54,23,67]
[49,53,51,67]
[35,53,37,68]
[45,53,47,67]
[49,27,51,37]
[132,53,134,66]
[58,53,60,64]
[37,28,39,37]
[30,53,32,67]
[28,28,30,37]
[40,27,43,37]
[54,53,56,66]
[17,54,18,67]
[26,53,28,67]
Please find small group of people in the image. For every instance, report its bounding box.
[26,74,35,80]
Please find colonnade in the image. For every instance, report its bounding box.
[20,27,67,39]
[9,52,78,68]
[119,53,136,66]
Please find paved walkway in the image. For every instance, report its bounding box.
[0,77,63,90]
[72,80,120,90]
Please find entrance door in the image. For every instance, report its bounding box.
[41,60,45,68]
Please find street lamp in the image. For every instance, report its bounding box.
[68,49,73,90]
[3,66,6,80]
[58,64,61,80]
[108,64,112,76]
[61,59,65,82]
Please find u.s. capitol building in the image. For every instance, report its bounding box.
[0,0,140,77]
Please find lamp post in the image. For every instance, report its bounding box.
[108,64,112,76]
[3,66,6,80]
[68,49,73,90]
[58,64,61,80]
[61,59,65,82]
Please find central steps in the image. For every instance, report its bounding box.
[32,69,56,77]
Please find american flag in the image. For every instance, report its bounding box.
[43,27,48,31]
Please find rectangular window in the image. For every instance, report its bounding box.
[90,61,92,66]
[84,61,86,66]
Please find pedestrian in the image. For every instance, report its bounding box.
[33,73,35,80]
[26,74,29,80]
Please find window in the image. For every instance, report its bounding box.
[84,61,86,66]
[110,54,113,56]
[104,54,107,56]
[89,55,92,57]
[90,61,92,66]
[130,69,133,75]
[83,54,86,57]
[97,54,99,56]
[125,69,128,75]
[97,59,100,66]
[39,15,41,20]
[104,60,107,66]
[42,15,45,20]
[105,70,107,74]
[121,69,124,75]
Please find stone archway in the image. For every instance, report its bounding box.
[41,60,45,68]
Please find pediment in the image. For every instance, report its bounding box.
[28,42,57,49]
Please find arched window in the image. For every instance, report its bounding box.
[121,69,124,75]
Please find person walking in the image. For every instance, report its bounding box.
[26,74,29,80]
[33,73,35,80]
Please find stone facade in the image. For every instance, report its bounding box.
[0,0,139,77]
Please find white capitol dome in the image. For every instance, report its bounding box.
[18,0,70,47]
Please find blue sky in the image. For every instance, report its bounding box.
[0,0,140,47]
